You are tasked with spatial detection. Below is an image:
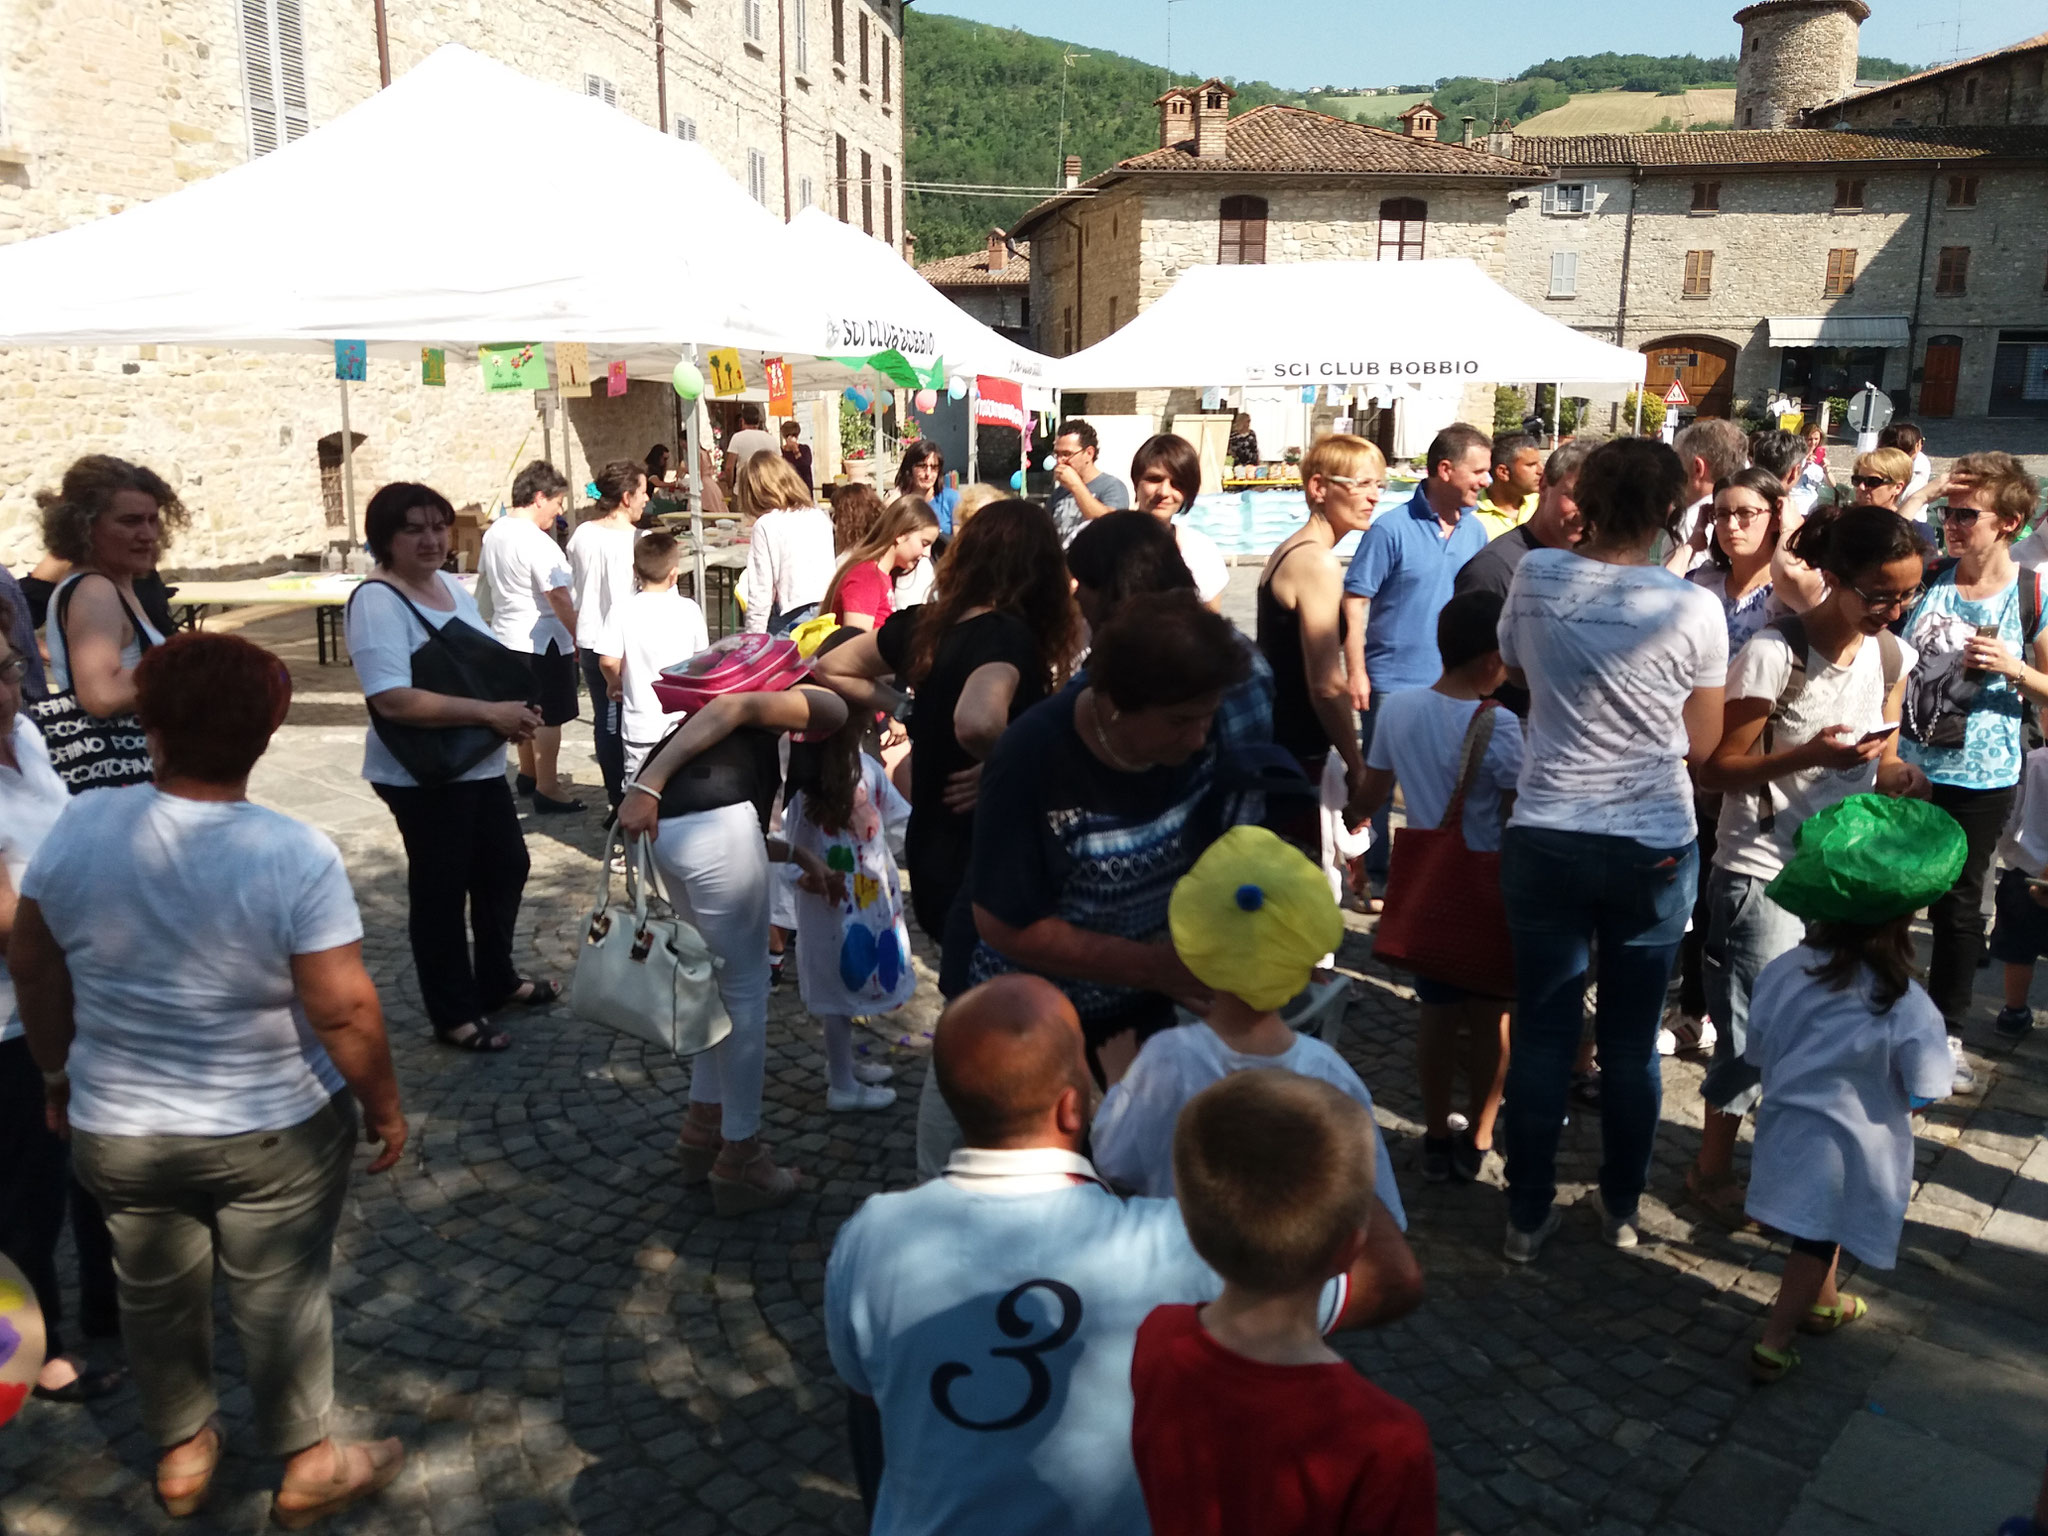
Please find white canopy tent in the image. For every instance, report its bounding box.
[1046,261,1648,436]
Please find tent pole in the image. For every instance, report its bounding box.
[1634,388,1643,435]
[338,378,358,549]
[966,380,979,485]
[688,389,709,615]
[1551,383,1560,445]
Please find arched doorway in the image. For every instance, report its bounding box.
[1640,335,1738,419]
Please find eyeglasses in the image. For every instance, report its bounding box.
[1323,474,1381,490]
[1850,476,1898,491]
[1848,582,1923,612]
[1712,508,1771,528]
[0,656,25,684]
[1941,505,1986,525]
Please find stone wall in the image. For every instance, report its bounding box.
[1825,49,2048,131]
[0,0,904,573]
[1734,4,1862,131]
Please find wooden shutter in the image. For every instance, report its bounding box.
[240,0,309,158]
[835,135,848,220]
[1823,248,1856,296]
[1549,250,1578,297]
[1217,195,1267,265]
[1692,180,1720,212]
[861,149,873,234]
[832,0,844,64]
[883,165,893,245]
[858,10,869,83]
[882,37,891,104]
[793,0,808,73]
[1684,249,1713,296]
[1936,246,1970,294]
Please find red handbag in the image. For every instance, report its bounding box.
[1372,700,1516,1000]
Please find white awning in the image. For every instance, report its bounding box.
[1768,315,1911,349]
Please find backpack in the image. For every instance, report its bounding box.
[1899,560,2045,754]
[1750,612,1905,833]
[650,631,811,717]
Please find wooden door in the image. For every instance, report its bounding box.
[1920,338,1962,417]
[1640,335,1737,419]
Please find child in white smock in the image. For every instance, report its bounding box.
[1742,793,1963,1383]
[784,703,912,1112]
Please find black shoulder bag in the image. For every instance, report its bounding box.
[350,580,539,786]
[27,576,157,795]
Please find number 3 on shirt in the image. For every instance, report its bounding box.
[929,1280,1083,1432]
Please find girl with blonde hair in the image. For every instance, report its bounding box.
[735,451,836,634]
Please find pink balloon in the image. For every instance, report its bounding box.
[914,389,938,414]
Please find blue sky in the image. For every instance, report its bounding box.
[909,1,2037,90]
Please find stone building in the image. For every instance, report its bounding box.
[0,0,907,571]
[1812,28,2048,130]
[1734,0,1868,131]
[1008,80,1543,424]
[914,229,1032,346]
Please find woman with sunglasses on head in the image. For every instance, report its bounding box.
[1896,452,2048,1090]
[1683,505,1929,1225]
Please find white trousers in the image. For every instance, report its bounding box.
[646,801,772,1141]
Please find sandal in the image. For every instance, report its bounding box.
[709,1148,801,1217]
[1749,1342,1800,1384]
[272,1437,405,1531]
[156,1416,223,1518]
[492,978,561,1011]
[32,1359,128,1403]
[675,1124,720,1185]
[432,1020,511,1053]
[1685,1166,1758,1231]
[1801,1294,1868,1335]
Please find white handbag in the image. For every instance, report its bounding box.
[571,832,732,1056]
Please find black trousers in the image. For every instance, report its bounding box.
[0,1037,116,1356]
[1678,798,1721,1020]
[1927,780,2015,1026]
[373,776,530,1027]
[579,650,626,810]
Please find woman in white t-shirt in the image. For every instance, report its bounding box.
[12,632,407,1525]
[345,483,546,1054]
[737,453,837,635]
[1131,433,1229,609]
[1495,438,1728,1263]
[1685,506,1928,1225]
[567,461,648,810]
[0,610,122,1405]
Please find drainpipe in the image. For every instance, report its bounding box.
[1905,161,1941,411]
[1613,168,1641,352]
[655,0,667,132]
[373,0,391,86]
[777,0,793,218]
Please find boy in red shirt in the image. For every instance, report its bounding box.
[1131,1070,1437,1536]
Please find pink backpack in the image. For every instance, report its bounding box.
[651,632,813,717]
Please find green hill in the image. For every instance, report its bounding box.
[903,19,1924,258]
[904,11,1304,260]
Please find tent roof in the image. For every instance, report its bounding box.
[1046,259,1647,390]
[0,46,818,368]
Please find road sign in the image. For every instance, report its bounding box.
[1845,386,1894,434]
[1661,378,1689,406]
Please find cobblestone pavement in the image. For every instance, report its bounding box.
[4,609,2046,1536]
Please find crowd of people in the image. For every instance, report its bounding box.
[0,411,2043,1533]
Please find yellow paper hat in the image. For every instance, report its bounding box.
[1169,826,1343,1011]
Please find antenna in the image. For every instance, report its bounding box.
[1914,0,1966,63]
[1056,47,1088,183]
[1165,0,1195,94]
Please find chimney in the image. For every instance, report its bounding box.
[1461,115,1476,148]
[1487,119,1515,157]
[986,227,1008,275]
[1396,102,1441,140]
[904,230,917,264]
[1156,88,1194,150]
[1063,154,1081,188]
[1193,78,1234,161]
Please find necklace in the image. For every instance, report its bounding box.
[1085,691,1147,773]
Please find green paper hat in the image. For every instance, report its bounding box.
[1764,794,1967,925]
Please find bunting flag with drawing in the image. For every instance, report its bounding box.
[707,348,747,398]
[333,340,366,382]
[557,342,591,397]
[480,343,548,392]
[420,348,446,387]
[606,360,629,397]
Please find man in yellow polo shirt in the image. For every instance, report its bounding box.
[1472,432,1544,541]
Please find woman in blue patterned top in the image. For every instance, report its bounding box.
[1897,452,2048,1079]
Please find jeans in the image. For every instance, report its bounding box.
[1501,827,1698,1233]
[1699,867,1805,1116]
[373,776,530,1027]
[1677,797,1721,1019]
[73,1093,356,1452]
[1926,780,2016,1025]
[579,650,626,810]
[1357,697,1392,883]
[0,1037,117,1356]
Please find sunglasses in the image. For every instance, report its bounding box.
[1941,505,1986,525]
[1848,582,1923,612]
[1850,476,1897,490]
[1323,474,1381,490]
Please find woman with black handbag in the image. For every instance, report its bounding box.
[344,483,549,1053]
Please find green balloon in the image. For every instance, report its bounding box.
[672,359,704,401]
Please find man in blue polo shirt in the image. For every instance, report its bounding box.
[825,974,1421,1536]
[1341,421,1494,889]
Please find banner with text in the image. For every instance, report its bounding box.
[974,376,1025,431]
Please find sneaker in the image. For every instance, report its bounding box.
[1949,1034,1977,1094]
[1995,1006,2035,1042]
[1449,1129,1487,1183]
[853,1060,894,1085]
[1657,1009,1715,1057]
[827,1083,897,1113]
[1446,1111,1470,1135]
[1420,1136,1453,1183]
[768,952,785,989]
[1596,1192,1640,1249]
[1503,1208,1563,1265]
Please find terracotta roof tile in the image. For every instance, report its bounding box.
[1111,104,1541,178]
[1511,125,2048,168]
[1812,29,2048,115]
[915,243,1031,288]
[1733,0,1869,24]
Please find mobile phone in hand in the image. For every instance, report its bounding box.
[1858,721,1901,745]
